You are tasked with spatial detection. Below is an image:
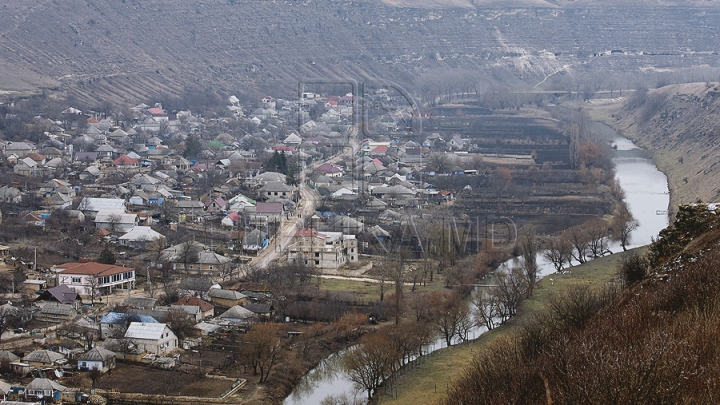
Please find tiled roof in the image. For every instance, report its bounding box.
[295,228,325,238]
[56,262,132,277]
[255,202,283,214]
[112,154,139,165]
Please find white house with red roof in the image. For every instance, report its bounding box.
[56,262,135,297]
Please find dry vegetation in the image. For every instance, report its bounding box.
[89,365,234,397]
[440,203,720,404]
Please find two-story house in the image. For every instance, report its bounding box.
[56,262,135,297]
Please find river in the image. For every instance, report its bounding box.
[283,121,670,405]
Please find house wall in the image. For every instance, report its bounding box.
[25,360,58,368]
[256,212,283,222]
[13,164,34,176]
[209,297,246,308]
[95,221,137,233]
[78,359,103,371]
[171,262,228,276]
[35,311,75,323]
[57,270,135,296]
[131,329,178,355]
[288,238,358,269]
[262,190,290,199]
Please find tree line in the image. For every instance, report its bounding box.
[440,203,720,405]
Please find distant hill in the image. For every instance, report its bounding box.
[2,1,720,103]
[602,82,720,210]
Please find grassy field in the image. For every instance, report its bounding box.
[319,272,450,303]
[377,247,646,405]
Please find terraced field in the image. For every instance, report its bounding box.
[1,1,720,103]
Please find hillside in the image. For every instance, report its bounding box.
[597,82,720,210]
[441,203,720,404]
[2,1,720,104]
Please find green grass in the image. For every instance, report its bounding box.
[319,278,384,302]
[378,247,647,405]
[319,273,450,303]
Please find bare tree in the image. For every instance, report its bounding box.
[387,323,421,366]
[408,291,441,323]
[586,219,611,258]
[0,305,18,337]
[167,307,195,339]
[612,207,639,251]
[473,289,503,330]
[426,152,453,174]
[107,213,122,234]
[565,225,590,264]
[321,394,365,405]
[87,275,101,305]
[543,235,573,272]
[241,324,285,383]
[218,262,235,282]
[520,226,538,297]
[148,236,168,264]
[342,333,401,399]
[177,241,200,272]
[433,292,472,346]
[88,366,103,387]
[492,267,528,322]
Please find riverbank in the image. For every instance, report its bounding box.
[377,246,646,405]
[582,93,706,216]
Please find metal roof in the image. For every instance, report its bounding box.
[79,197,125,212]
[118,226,163,242]
[124,322,170,340]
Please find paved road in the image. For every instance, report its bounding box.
[251,164,321,270]
[250,136,356,270]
